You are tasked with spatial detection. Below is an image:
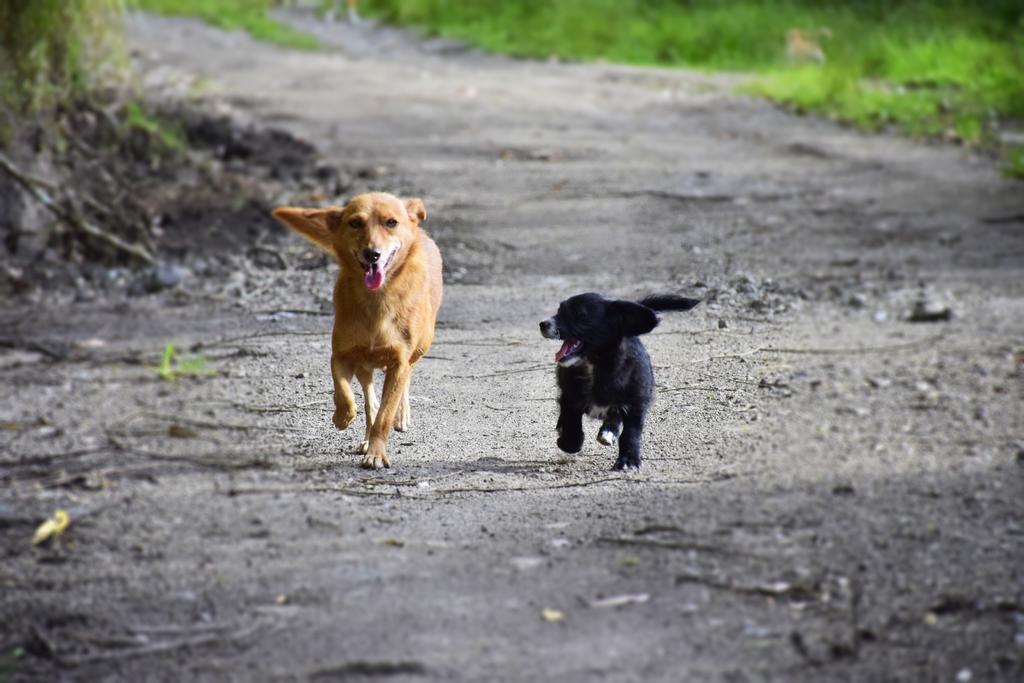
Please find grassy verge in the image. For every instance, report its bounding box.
[0,0,124,118]
[132,0,319,49]
[367,0,1024,165]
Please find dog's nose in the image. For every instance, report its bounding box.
[363,248,381,264]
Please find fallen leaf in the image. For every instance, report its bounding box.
[380,538,404,547]
[589,593,650,609]
[275,594,289,605]
[168,423,199,439]
[541,608,564,622]
[32,510,70,546]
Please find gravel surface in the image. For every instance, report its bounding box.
[1,11,1022,682]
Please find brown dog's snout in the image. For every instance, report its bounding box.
[363,248,382,264]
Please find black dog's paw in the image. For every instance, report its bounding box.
[557,430,585,454]
[611,455,641,471]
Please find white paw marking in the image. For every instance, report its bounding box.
[597,429,617,446]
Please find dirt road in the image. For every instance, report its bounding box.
[2,11,1022,682]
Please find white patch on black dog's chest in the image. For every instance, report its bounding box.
[588,404,610,420]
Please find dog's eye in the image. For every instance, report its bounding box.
[385,218,398,229]
[349,218,365,229]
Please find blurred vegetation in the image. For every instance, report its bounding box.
[367,0,1024,151]
[1004,145,1024,179]
[0,0,125,118]
[133,0,319,49]
[3,0,1021,169]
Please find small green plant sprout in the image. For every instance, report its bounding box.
[156,343,217,381]
[124,101,185,151]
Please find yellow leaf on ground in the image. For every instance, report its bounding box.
[541,608,564,622]
[32,509,70,545]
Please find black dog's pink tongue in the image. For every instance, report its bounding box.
[364,264,383,290]
[555,338,576,362]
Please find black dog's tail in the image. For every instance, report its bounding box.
[640,294,701,312]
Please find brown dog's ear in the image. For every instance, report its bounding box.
[271,207,343,253]
[404,198,426,225]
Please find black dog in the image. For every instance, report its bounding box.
[539,293,700,470]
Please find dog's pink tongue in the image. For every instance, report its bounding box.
[555,339,575,362]
[364,265,384,290]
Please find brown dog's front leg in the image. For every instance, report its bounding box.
[331,353,357,431]
[362,361,411,469]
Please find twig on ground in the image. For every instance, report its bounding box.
[253,308,331,317]
[660,384,738,393]
[0,446,110,468]
[246,246,289,270]
[111,411,304,433]
[675,571,818,601]
[193,330,328,350]
[596,535,760,558]
[121,447,276,471]
[225,485,388,498]
[686,333,949,364]
[190,398,329,414]
[58,618,274,666]
[450,365,549,379]
[437,338,530,347]
[0,151,155,265]
[762,333,948,356]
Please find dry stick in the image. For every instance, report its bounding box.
[428,477,627,494]
[1,446,110,468]
[222,475,722,499]
[0,152,155,265]
[762,332,948,356]
[58,619,273,666]
[225,485,387,498]
[241,400,329,414]
[112,410,304,433]
[253,308,331,317]
[438,338,531,347]
[451,365,549,379]
[596,536,760,559]
[660,385,739,393]
[246,246,289,270]
[122,448,275,471]
[688,333,949,364]
[194,330,328,350]
[674,571,816,600]
[223,478,624,498]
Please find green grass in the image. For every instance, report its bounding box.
[156,343,216,380]
[367,1,1024,152]
[124,101,186,150]
[133,0,319,49]
[1004,145,1024,178]
[0,0,124,115]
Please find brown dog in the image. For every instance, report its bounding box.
[272,192,442,469]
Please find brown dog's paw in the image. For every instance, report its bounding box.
[394,410,410,433]
[360,442,390,469]
[333,406,357,430]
